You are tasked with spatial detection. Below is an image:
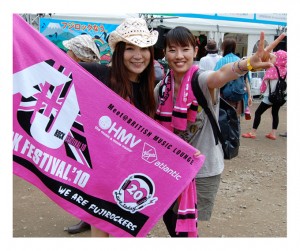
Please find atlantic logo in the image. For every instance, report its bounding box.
[141,142,181,180]
[141,143,157,163]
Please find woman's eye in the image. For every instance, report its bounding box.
[125,45,134,50]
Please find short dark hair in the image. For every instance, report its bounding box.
[164,26,196,49]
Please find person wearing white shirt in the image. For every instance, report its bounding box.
[198,39,222,74]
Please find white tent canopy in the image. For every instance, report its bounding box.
[157,17,279,35]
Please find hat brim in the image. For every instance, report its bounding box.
[108,30,158,51]
[62,40,71,50]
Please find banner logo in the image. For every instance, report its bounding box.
[113,174,158,213]
[98,115,142,149]
[142,143,157,163]
[13,59,93,168]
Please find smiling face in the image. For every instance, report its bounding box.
[123,43,151,82]
[165,43,197,79]
[164,27,198,80]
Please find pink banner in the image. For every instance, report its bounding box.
[13,14,205,237]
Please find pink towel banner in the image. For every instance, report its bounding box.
[13,14,205,237]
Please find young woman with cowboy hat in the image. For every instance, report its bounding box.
[66,17,159,237]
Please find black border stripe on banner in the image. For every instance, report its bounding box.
[14,155,149,236]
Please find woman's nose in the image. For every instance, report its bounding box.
[133,48,142,58]
[175,50,184,58]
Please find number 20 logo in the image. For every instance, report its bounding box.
[113,173,158,213]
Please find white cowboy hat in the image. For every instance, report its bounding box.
[108,18,159,51]
[63,34,101,62]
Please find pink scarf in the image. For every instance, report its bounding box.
[263,50,287,82]
[175,179,198,237]
[155,65,199,131]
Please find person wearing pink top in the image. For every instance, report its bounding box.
[242,50,287,140]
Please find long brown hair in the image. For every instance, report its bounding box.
[110,42,156,118]
[221,38,236,57]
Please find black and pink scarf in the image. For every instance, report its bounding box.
[155,65,199,131]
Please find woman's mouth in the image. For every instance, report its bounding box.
[174,61,186,67]
[132,62,143,66]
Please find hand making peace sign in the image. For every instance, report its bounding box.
[249,32,286,70]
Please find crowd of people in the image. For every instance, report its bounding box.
[20,16,287,237]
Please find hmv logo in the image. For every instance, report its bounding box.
[98,116,141,148]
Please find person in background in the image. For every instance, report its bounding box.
[154,59,165,84]
[242,50,287,140]
[67,17,159,237]
[62,34,101,63]
[198,39,221,74]
[214,37,245,118]
[244,72,253,120]
[63,34,101,235]
[154,26,285,237]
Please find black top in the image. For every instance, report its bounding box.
[79,62,111,87]
[79,62,144,113]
